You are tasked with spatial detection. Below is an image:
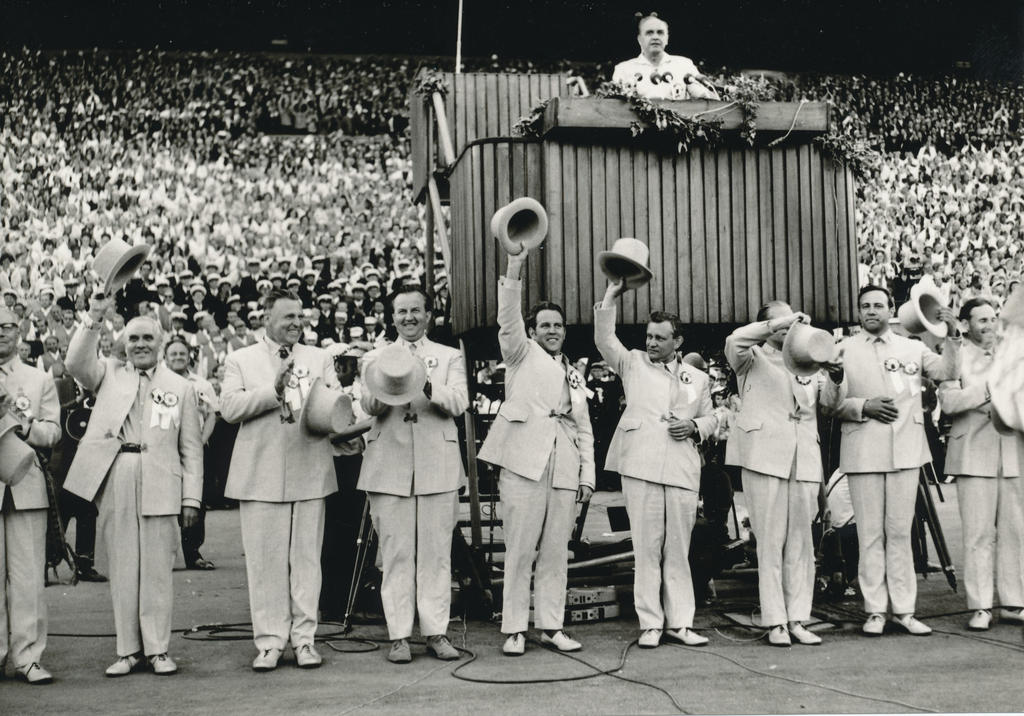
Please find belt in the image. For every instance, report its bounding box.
[119,443,144,453]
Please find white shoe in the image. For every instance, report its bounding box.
[967,610,992,631]
[105,654,144,678]
[252,647,283,671]
[664,628,708,646]
[148,653,177,675]
[540,631,582,652]
[502,633,525,656]
[15,662,53,684]
[295,643,323,668]
[862,613,885,636]
[893,614,932,636]
[767,625,792,647]
[788,622,822,645]
[1000,608,1024,624]
[638,629,662,648]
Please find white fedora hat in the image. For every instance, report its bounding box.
[783,321,838,377]
[491,197,548,256]
[0,415,36,487]
[300,378,356,436]
[897,282,948,338]
[92,238,151,293]
[597,238,654,290]
[363,343,427,406]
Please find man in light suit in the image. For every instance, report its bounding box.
[220,289,338,672]
[65,295,203,676]
[0,307,61,684]
[938,297,1024,630]
[358,286,468,664]
[725,302,843,647]
[823,285,959,636]
[478,252,595,657]
[594,281,717,648]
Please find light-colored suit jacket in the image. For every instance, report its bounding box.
[64,327,203,516]
[594,304,717,491]
[822,329,959,474]
[357,337,468,497]
[939,340,1023,478]
[724,321,839,483]
[0,357,61,510]
[220,338,338,502]
[477,278,595,491]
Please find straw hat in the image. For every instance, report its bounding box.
[897,282,948,338]
[597,238,654,290]
[363,343,427,406]
[0,415,36,487]
[92,238,151,292]
[782,321,838,377]
[300,378,356,436]
[491,197,548,256]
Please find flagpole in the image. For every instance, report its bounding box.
[455,0,464,74]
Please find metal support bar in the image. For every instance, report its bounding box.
[460,339,483,549]
[427,176,452,272]
[432,92,457,168]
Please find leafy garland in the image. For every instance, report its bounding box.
[814,130,878,180]
[413,68,449,98]
[512,98,552,138]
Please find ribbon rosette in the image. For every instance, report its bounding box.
[150,389,181,430]
[13,395,32,414]
[883,358,905,392]
[680,372,693,384]
[422,355,439,370]
[284,364,312,413]
[902,361,920,376]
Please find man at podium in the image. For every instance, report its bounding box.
[612,13,720,101]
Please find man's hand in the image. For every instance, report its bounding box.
[823,346,844,381]
[506,252,526,280]
[576,484,594,504]
[602,280,626,307]
[274,359,294,398]
[88,293,110,323]
[181,506,199,529]
[937,306,959,336]
[863,396,898,423]
[667,417,697,441]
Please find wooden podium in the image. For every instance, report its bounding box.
[411,70,859,339]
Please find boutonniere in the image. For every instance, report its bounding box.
[422,355,439,370]
[151,388,166,406]
[567,369,584,390]
[13,395,31,413]
[293,365,310,379]
[150,389,181,430]
[287,374,301,389]
[162,392,179,408]
[902,361,920,376]
[680,372,693,384]
[884,358,902,373]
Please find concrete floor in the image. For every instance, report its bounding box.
[2,487,1023,716]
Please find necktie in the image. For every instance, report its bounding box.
[408,341,417,354]
[135,370,151,426]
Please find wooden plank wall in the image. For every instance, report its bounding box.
[449,139,858,334]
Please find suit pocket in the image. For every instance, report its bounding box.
[499,403,529,423]
[734,415,762,432]
[912,413,924,425]
[442,424,459,442]
[618,417,642,431]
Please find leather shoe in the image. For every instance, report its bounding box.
[76,566,108,583]
[148,653,177,675]
[425,635,460,661]
[15,663,53,684]
[295,643,323,668]
[967,609,992,631]
[664,628,708,646]
[388,639,412,664]
[788,622,822,645]
[893,614,932,636]
[502,633,525,656]
[105,654,144,677]
[541,630,582,652]
[252,648,283,672]
[862,613,885,636]
[1000,608,1024,624]
[767,625,792,647]
[638,629,662,648]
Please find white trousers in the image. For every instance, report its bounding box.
[239,499,326,651]
[368,491,457,641]
[847,469,919,615]
[0,504,47,668]
[621,476,698,630]
[499,463,577,634]
[97,454,178,657]
[957,475,1024,610]
[741,470,817,626]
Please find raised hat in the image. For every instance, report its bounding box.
[300,378,356,436]
[897,282,948,338]
[491,197,548,256]
[363,342,427,406]
[597,238,654,290]
[92,237,151,292]
[782,321,838,377]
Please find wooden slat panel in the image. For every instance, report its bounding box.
[481,143,498,326]
[710,150,728,322]
[744,150,761,319]
[544,141,564,321]
[784,147,802,310]
[526,143,545,306]
[601,145,620,321]
[633,149,650,322]
[729,149,746,322]
[618,146,637,325]
[474,75,489,149]
[485,74,499,139]
[469,145,483,328]
[454,73,467,158]
[770,150,788,307]
[689,151,708,323]
[674,157,692,323]
[644,152,662,317]
[800,145,818,320]
[821,155,840,322]
[588,145,606,319]
[575,146,593,325]
[756,150,774,305]
[497,74,510,141]
[560,143,579,324]
[660,155,677,320]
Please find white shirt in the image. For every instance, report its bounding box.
[612,53,718,100]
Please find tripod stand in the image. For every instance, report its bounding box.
[913,462,957,592]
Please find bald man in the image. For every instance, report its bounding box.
[65,295,203,677]
[612,13,720,100]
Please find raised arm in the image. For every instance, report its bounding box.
[66,296,109,392]
[593,281,631,377]
[495,253,531,367]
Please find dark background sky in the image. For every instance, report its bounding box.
[2,0,1022,78]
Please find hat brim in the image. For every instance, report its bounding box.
[100,243,151,293]
[300,379,356,436]
[597,252,654,290]
[906,283,948,338]
[364,355,427,406]
[782,324,825,377]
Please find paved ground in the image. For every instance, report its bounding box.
[2,487,1023,715]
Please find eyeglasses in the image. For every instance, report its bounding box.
[0,323,19,334]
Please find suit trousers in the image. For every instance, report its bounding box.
[847,469,919,615]
[621,476,698,630]
[368,491,457,640]
[499,461,577,634]
[741,470,817,626]
[239,499,326,651]
[0,500,47,668]
[957,475,1024,610]
[97,454,178,657]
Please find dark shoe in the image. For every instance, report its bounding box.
[76,566,108,583]
[185,557,215,570]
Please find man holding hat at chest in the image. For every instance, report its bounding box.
[593,238,717,649]
[478,249,595,657]
[358,286,468,664]
[822,284,960,637]
[0,306,62,684]
[220,288,339,671]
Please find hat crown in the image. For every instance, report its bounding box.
[607,238,649,265]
